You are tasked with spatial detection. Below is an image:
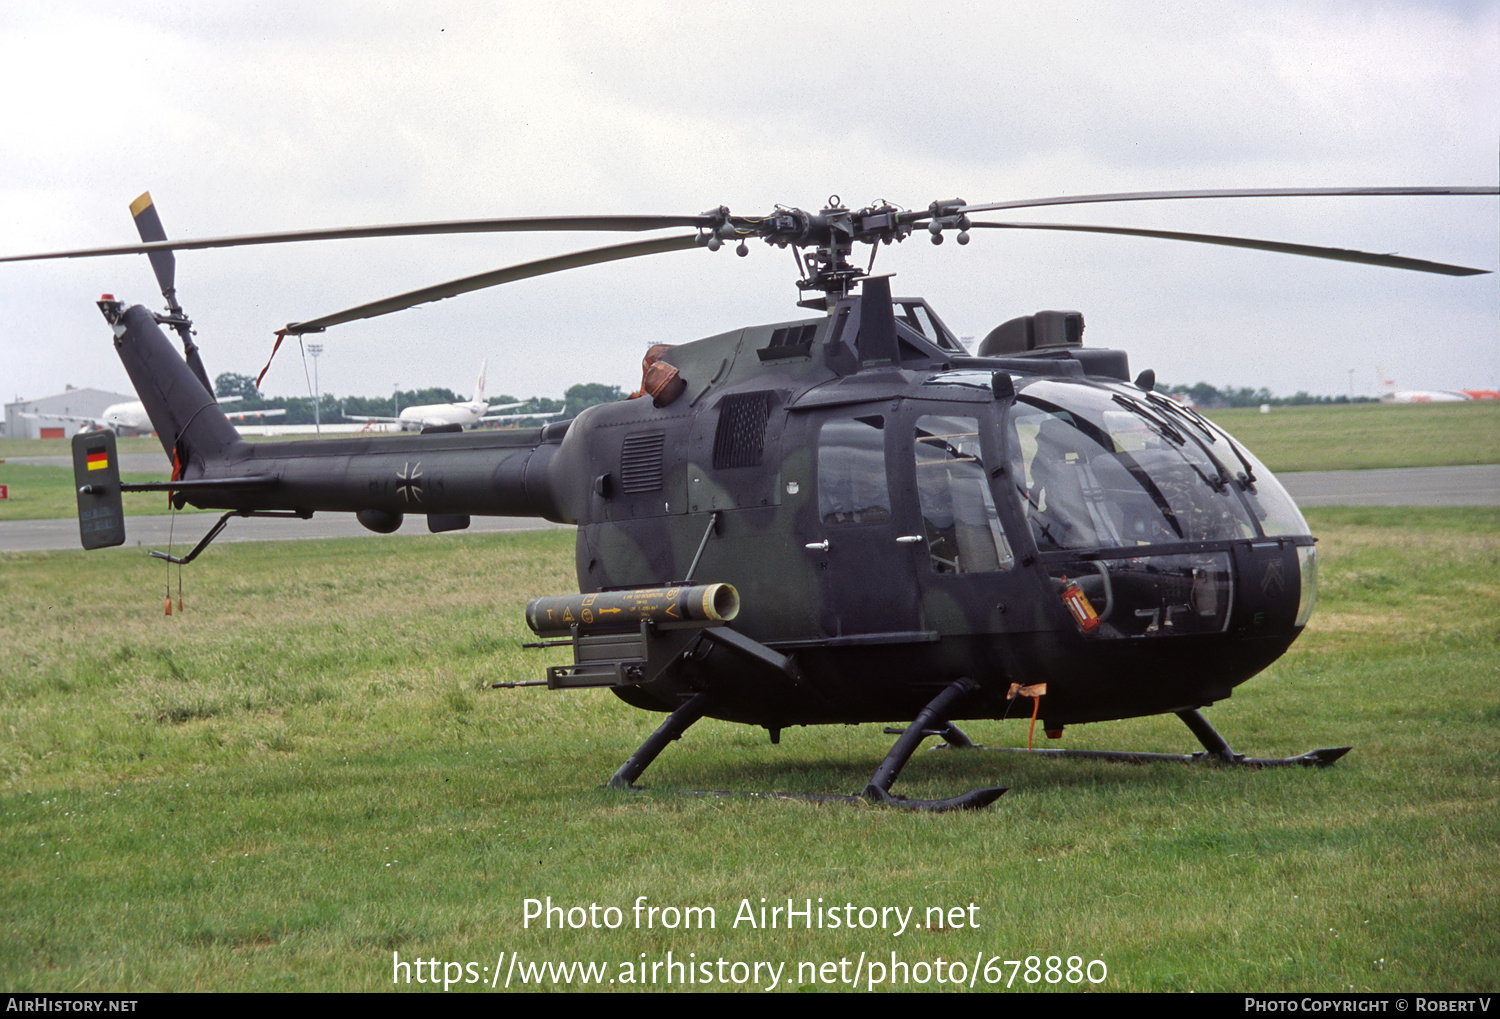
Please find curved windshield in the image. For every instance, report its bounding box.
[1010,380,1260,551]
[1134,391,1312,539]
[1194,419,1311,538]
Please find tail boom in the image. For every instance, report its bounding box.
[106,301,574,527]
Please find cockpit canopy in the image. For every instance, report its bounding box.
[1009,378,1311,551]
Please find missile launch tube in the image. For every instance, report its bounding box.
[526,584,740,635]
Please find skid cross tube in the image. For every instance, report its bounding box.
[885,721,976,748]
[864,679,1006,811]
[1177,708,1236,759]
[608,693,713,791]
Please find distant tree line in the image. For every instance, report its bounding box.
[214,372,628,426]
[214,370,1374,423]
[1160,382,1376,409]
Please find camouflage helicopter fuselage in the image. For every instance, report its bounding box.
[51,185,1497,806]
[100,273,1315,744]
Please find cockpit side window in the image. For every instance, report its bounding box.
[913,415,1014,573]
[817,415,890,525]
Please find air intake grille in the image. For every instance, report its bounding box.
[757,323,818,362]
[620,432,666,493]
[713,391,772,469]
[768,324,817,348]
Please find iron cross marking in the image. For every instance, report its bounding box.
[397,461,424,504]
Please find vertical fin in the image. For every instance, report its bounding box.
[112,304,241,463]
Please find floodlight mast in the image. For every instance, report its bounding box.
[308,342,323,435]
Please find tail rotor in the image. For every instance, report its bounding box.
[130,191,214,396]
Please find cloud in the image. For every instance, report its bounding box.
[1,0,1494,403]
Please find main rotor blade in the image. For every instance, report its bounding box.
[285,233,703,335]
[967,220,1492,276]
[958,186,1498,216]
[0,214,716,264]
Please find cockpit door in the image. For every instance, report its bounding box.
[805,408,927,641]
[902,405,1033,637]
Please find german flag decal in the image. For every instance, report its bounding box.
[86,448,109,471]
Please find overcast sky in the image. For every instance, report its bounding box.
[2,1,1495,406]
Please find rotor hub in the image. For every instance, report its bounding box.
[714,197,929,305]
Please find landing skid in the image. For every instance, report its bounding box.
[607,679,1007,812]
[940,709,1351,768]
[681,788,1005,811]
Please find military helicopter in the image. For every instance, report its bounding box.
[6,185,1495,810]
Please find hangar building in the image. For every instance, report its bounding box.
[4,386,136,439]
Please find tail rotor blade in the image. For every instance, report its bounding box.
[130,192,213,395]
[130,192,179,308]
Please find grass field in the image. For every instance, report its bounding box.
[1,437,176,523]
[0,463,218,522]
[0,436,171,461]
[0,433,413,523]
[1,509,1495,992]
[1200,402,1500,472]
